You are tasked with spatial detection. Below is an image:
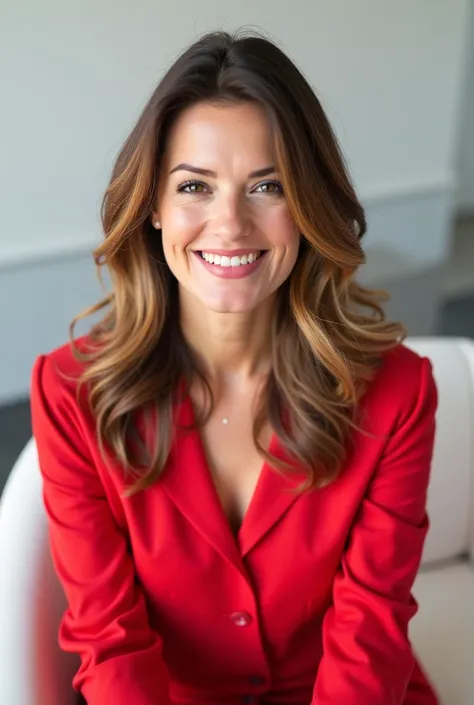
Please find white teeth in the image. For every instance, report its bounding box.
[200,251,262,267]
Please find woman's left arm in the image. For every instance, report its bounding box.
[312,356,437,705]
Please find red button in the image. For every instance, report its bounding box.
[230,611,252,627]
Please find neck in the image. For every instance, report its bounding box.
[179,291,275,384]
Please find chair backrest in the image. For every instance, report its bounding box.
[0,337,472,705]
[0,439,78,705]
[406,337,474,565]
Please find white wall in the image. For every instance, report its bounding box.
[0,0,470,265]
[0,0,471,401]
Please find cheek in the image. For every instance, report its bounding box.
[174,205,205,231]
[264,206,300,250]
[162,206,205,254]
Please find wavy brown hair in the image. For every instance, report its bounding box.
[71,29,405,495]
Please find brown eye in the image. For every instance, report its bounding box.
[253,180,284,195]
[176,180,208,194]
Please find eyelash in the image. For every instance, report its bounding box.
[175,179,284,195]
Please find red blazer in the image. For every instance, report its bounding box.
[30,340,439,705]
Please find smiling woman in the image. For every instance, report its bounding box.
[156,101,300,311]
[30,29,439,705]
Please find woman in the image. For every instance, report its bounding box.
[30,30,439,705]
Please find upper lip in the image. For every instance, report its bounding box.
[194,248,265,256]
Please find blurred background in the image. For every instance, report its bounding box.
[1,0,474,490]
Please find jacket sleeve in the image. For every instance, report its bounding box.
[30,354,168,705]
[312,356,437,704]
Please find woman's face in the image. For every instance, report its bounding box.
[154,101,300,314]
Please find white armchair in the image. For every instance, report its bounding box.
[0,337,473,705]
[407,338,474,705]
[0,438,78,705]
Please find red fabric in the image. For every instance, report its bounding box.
[30,340,439,705]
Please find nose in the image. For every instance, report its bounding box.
[210,192,250,241]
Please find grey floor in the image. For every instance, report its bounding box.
[0,293,473,496]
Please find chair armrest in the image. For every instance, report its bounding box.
[0,438,78,705]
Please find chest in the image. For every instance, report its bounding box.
[122,396,382,621]
[198,396,272,535]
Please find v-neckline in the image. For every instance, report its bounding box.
[160,388,306,571]
[183,390,277,544]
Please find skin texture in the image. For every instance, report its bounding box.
[154,101,300,313]
[153,101,300,379]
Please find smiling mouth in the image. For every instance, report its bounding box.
[198,251,264,267]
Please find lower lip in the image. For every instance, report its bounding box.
[194,252,267,279]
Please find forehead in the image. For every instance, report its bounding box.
[162,101,276,167]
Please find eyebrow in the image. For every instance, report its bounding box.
[168,163,277,179]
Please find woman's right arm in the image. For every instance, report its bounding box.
[31,354,166,705]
